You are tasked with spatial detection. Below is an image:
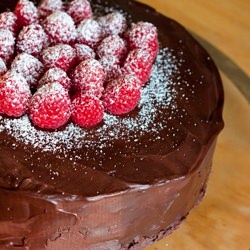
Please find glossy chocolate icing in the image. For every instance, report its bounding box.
[0,0,224,249]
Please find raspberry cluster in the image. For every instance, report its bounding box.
[0,0,159,129]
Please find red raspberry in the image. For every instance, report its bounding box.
[122,49,153,86]
[14,0,39,27]
[77,19,102,48]
[98,12,127,37]
[40,44,76,72]
[97,35,127,62]
[99,56,121,82]
[38,68,71,90]
[42,11,76,45]
[16,24,49,56]
[0,29,15,65]
[0,58,7,76]
[29,82,71,129]
[38,0,64,19]
[125,22,159,61]
[0,12,19,35]
[71,93,104,127]
[71,59,104,98]
[0,71,31,117]
[74,43,96,63]
[11,53,44,89]
[66,0,93,24]
[102,74,141,115]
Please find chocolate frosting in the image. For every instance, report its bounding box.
[0,0,224,249]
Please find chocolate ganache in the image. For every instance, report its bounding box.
[0,0,224,249]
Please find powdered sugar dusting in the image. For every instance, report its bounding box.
[74,43,96,62]
[97,35,127,60]
[1,48,180,156]
[0,28,15,63]
[77,19,102,48]
[16,24,49,56]
[40,44,76,72]
[10,52,44,87]
[38,67,71,90]
[97,11,127,37]
[38,0,64,18]
[72,58,105,97]
[66,0,93,24]
[43,11,76,44]
[0,58,7,76]
[0,12,18,34]
[14,0,39,26]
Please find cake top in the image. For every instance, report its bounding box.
[0,0,224,199]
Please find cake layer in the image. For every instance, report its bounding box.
[0,0,224,249]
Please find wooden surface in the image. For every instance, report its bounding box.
[136,1,250,250]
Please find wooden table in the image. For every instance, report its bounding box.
[136,1,250,249]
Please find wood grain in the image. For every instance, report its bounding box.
[137,1,250,249]
[138,0,250,76]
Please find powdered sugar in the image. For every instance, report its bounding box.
[97,35,127,60]
[99,55,121,82]
[40,44,76,72]
[74,43,96,63]
[0,48,180,156]
[16,24,49,56]
[97,11,127,37]
[0,58,7,76]
[11,53,44,88]
[43,11,76,44]
[122,48,153,85]
[77,19,102,48]
[0,28,15,63]
[66,0,93,24]
[0,71,31,117]
[14,0,39,26]
[38,67,71,90]
[71,58,105,97]
[0,12,18,35]
[38,0,64,18]
[29,82,71,129]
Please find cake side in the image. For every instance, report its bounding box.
[0,138,217,250]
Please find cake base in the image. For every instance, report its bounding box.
[0,139,216,250]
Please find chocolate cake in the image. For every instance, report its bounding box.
[0,0,224,249]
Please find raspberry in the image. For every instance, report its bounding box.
[38,68,71,90]
[71,59,104,98]
[102,74,141,115]
[77,19,102,48]
[66,0,93,24]
[38,0,64,19]
[97,35,127,61]
[14,0,39,27]
[125,22,159,61]
[98,12,127,38]
[71,93,104,127]
[40,44,76,72]
[0,12,19,35]
[0,71,31,117]
[0,29,15,65]
[99,56,121,82]
[74,43,96,63]
[11,53,44,89]
[43,11,76,45]
[0,58,7,76]
[16,24,49,56]
[122,49,153,86]
[29,82,71,129]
